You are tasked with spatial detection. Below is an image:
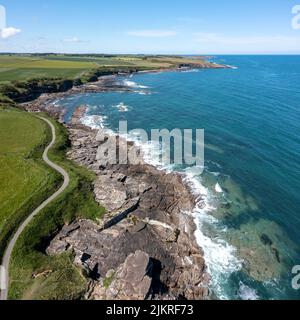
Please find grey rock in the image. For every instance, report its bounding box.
[93,251,153,300]
[46,116,210,300]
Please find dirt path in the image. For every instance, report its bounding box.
[0,116,70,300]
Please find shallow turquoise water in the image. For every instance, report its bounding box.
[59,56,300,300]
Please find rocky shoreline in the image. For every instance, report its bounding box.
[21,72,212,300]
[21,62,229,114]
[21,75,150,116]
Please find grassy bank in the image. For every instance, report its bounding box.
[0,108,61,259]
[0,109,105,300]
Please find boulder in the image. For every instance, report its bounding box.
[92,251,153,300]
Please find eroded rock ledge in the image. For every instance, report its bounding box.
[45,106,210,300]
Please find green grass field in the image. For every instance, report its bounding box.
[0,107,105,299]
[0,54,210,83]
[0,109,61,257]
[5,112,105,300]
[0,56,97,82]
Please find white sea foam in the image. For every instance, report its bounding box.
[181,69,200,73]
[125,132,163,167]
[137,140,162,167]
[123,80,149,89]
[238,282,260,300]
[207,160,222,169]
[215,183,223,193]
[79,106,242,300]
[113,102,130,112]
[137,91,152,95]
[119,132,242,300]
[88,104,102,111]
[184,167,242,300]
[51,99,61,107]
[226,65,238,70]
[81,114,107,129]
[121,131,177,173]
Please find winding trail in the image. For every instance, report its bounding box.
[0,116,70,301]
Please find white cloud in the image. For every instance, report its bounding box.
[0,27,21,39]
[63,37,83,43]
[126,30,177,38]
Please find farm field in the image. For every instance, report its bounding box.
[0,54,210,82]
[0,55,97,82]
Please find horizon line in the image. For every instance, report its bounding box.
[1,52,300,56]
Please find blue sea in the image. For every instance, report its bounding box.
[58,55,300,300]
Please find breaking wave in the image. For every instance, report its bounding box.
[123,79,149,89]
[113,102,130,112]
[81,114,108,129]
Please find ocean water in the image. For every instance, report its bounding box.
[58,55,300,300]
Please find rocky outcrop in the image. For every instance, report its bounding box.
[46,120,210,300]
[47,213,209,300]
[20,76,150,122]
[71,106,88,126]
[8,61,231,300]
[6,79,74,103]
[92,251,153,300]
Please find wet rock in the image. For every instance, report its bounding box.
[221,202,231,210]
[260,234,273,246]
[71,105,88,126]
[228,220,289,282]
[271,247,281,263]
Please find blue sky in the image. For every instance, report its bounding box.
[1,0,300,54]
